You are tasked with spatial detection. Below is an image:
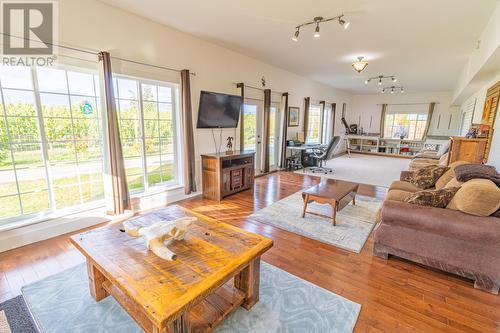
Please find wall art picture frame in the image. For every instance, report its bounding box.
[288,106,300,127]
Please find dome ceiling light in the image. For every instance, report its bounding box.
[351,56,368,73]
[291,14,350,42]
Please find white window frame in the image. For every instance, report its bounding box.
[0,65,105,226]
[113,74,181,194]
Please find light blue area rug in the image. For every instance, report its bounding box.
[250,191,382,253]
[22,262,360,333]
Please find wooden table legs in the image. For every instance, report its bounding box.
[87,261,108,301]
[234,258,260,310]
[302,193,357,226]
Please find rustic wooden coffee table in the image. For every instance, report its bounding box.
[302,179,359,226]
[70,205,273,333]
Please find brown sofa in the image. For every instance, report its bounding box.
[373,167,500,294]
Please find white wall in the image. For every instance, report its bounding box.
[59,0,351,185]
[459,73,500,169]
[350,91,460,137]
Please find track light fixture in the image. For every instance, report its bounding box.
[291,14,349,41]
[365,75,397,85]
[381,86,404,94]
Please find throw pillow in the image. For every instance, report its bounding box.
[436,141,450,156]
[454,164,500,186]
[444,177,463,189]
[438,152,449,166]
[446,179,500,216]
[386,189,413,202]
[405,187,459,208]
[435,161,469,189]
[410,165,448,189]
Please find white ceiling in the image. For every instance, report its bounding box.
[99,0,498,94]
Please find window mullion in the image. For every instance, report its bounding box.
[0,79,23,215]
[30,67,56,213]
[138,82,148,191]
[171,86,179,186]
[65,71,84,204]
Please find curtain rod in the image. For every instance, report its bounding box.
[376,102,439,106]
[0,33,195,75]
[234,83,284,94]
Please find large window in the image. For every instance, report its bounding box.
[322,105,332,144]
[0,66,180,224]
[0,66,104,222]
[114,76,179,193]
[383,113,428,140]
[306,104,322,144]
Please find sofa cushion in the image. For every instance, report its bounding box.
[445,177,463,189]
[409,158,438,171]
[435,161,469,189]
[438,152,449,166]
[386,189,413,202]
[405,187,460,208]
[410,165,448,189]
[389,181,421,193]
[447,179,500,216]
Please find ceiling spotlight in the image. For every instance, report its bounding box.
[401,88,404,93]
[378,78,382,85]
[390,88,395,94]
[381,85,404,94]
[352,56,368,73]
[339,17,350,30]
[364,79,369,84]
[314,23,320,38]
[392,77,397,83]
[381,89,385,94]
[291,14,349,42]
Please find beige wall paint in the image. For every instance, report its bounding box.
[59,0,351,186]
[349,91,460,137]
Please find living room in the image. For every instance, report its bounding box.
[0,0,499,332]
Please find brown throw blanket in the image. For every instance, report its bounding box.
[454,164,500,186]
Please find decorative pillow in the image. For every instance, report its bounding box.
[436,140,450,156]
[444,178,463,189]
[410,165,449,189]
[435,161,469,189]
[386,189,413,202]
[447,179,500,216]
[438,152,449,166]
[405,187,459,208]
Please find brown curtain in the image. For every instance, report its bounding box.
[262,89,271,173]
[331,103,337,136]
[237,83,245,151]
[303,97,310,142]
[423,102,436,138]
[379,103,388,138]
[319,101,325,143]
[279,93,289,168]
[180,69,196,194]
[99,51,129,215]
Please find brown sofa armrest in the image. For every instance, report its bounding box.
[381,200,500,245]
[400,171,414,181]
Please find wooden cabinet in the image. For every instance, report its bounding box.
[448,137,487,164]
[201,151,255,201]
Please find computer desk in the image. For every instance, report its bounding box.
[286,144,323,169]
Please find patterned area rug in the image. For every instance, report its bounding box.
[249,191,381,253]
[0,296,37,333]
[22,263,360,333]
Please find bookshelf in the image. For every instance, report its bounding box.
[345,135,426,158]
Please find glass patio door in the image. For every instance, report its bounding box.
[242,102,262,175]
[269,104,281,171]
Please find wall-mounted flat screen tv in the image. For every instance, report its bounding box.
[196,91,242,128]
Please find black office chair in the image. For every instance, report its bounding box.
[308,136,341,174]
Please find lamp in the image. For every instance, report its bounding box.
[292,14,349,41]
[381,86,404,94]
[365,75,398,85]
[352,56,368,73]
[314,23,320,38]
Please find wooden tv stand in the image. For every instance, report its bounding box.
[201,151,255,201]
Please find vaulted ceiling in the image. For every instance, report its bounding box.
[99,0,498,94]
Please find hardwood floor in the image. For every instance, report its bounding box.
[1,172,499,332]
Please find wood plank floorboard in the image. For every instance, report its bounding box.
[0,171,498,332]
